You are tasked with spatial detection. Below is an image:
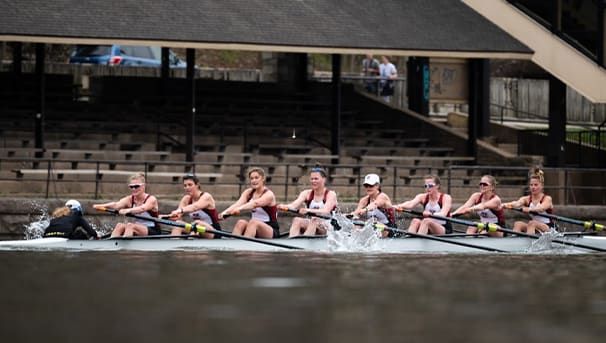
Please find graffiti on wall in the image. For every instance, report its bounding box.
[429,60,468,101]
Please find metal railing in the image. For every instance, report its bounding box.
[2,157,605,205]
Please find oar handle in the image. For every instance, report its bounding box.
[95,206,119,215]
[278,206,332,220]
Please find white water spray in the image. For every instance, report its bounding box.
[326,214,381,252]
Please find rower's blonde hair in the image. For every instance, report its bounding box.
[129,172,146,183]
[51,206,71,219]
[529,166,544,184]
[482,175,497,187]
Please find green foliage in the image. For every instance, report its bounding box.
[310,54,332,71]
[566,130,606,148]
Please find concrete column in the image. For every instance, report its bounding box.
[467,58,490,160]
[185,48,196,163]
[546,76,567,167]
[34,43,45,158]
[406,57,429,115]
[331,54,342,163]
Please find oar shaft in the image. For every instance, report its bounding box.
[497,226,606,252]
[97,207,302,250]
[398,209,499,232]
[279,207,331,220]
[507,207,604,231]
[372,223,506,252]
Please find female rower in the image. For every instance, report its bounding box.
[219,167,280,238]
[166,174,222,239]
[502,167,554,235]
[93,172,160,237]
[350,173,397,238]
[279,165,338,237]
[44,200,99,239]
[451,175,505,237]
[395,174,453,235]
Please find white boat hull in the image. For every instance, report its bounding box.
[1,236,604,254]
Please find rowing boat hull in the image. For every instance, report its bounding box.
[1,236,604,253]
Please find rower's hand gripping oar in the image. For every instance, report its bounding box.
[504,206,604,231]
[96,207,302,250]
[277,206,376,230]
[396,208,500,233]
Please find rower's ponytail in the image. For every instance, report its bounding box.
[529,166,544,184]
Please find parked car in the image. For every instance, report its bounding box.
[68,45,186,67]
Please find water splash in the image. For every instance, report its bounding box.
[22,201,107,239]
[526,226,572,253]
[326,214,381,252]
[23,202,50,240]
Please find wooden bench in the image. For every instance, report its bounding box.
[281,154,339,164]
[42,149,171,161]
[418,147,455,156]
[195,151,252,164]
[255,144,314,156]
[359,155,475,166]
[0,147,44,158]
[12,169,223,183]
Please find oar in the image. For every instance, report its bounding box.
[278,207,331,220]
[96,207,302,250]
[397,208,501,233]
[278,207,364,229]
[401,208,606,252]
[371,223,507,253]
[280,207,506,252]
[109,234,203,240]
[505,206,604,231]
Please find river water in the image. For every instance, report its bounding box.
[0,249,605,343]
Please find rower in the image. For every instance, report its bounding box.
[502,167,555,235]
[350,173,397,238]
[279,164,338,238]
[451,175,506,237]
[395,174,453,235]
[92,172,161,238]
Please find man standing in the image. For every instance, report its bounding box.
[362,54,380,94]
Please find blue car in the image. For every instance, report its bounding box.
[69,45,186,67]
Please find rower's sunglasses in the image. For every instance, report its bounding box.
[128,183,143,189]
[478,182,490,187]
[423,183,436,188]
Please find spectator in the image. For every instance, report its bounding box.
[362,54,380,94]
[379,55,397,102]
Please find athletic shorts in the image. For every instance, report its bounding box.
[266,221,280,238]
